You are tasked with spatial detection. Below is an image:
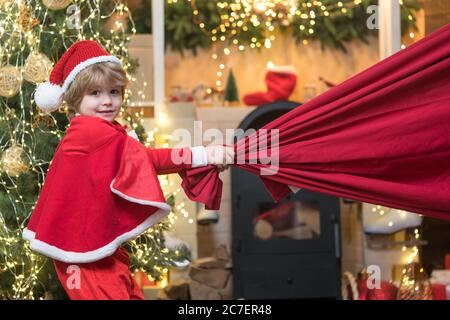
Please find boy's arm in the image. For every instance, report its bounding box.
[147,146,208,175]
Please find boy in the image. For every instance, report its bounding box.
[24,40,233,299]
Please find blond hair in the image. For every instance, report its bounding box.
[63,62,128,113]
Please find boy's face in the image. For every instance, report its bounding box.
[78,84,122,122]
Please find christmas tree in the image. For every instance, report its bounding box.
[0,0,189,299]
[224,68,239,103]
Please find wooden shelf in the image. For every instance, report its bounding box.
[125,106,154,118]
[366,233,428,250]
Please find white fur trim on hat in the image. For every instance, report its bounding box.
[62,55,122,91]
[34,81,64,112]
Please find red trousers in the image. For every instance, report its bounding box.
[53,247,144,300]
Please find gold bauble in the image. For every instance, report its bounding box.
[1,143,28,177]
[42,0,72,10]
[32,110,55,129]
[0,65,22,98]
[0,0,13,8]
[17,4,40,32]
[23,52,53,84]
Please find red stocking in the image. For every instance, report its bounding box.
[244,69,297,106]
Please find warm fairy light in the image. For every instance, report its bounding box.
[369,205,423,270]
[158,111,169,126]
[0,0,190,299]
[371,205,387,216]
[183,0,412,58]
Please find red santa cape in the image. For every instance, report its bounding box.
[23,115,196,263]
[180,23,450,221]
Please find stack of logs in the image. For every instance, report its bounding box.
[158,245,232,300]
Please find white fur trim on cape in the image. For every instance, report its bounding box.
[110,179,172,210]
[62,55,122,91]
[22,181,171,263]
[34,81,64,112]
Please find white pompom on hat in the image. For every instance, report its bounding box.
[34,40,122,113]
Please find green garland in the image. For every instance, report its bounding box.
[131,0,420,54]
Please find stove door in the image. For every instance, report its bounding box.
[232,168,341,299]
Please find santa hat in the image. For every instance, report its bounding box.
[34,40,122,112]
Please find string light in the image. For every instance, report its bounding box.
[371,205,388,216]
[174,0,414,91]
[186,0,374,53]
[369,205,423,278]
[182,0,390,93]
[0,0,191,299]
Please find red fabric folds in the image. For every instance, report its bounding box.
[180,23,450,221]
[181,165,223,211]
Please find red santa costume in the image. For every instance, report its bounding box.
[23,40,208,299]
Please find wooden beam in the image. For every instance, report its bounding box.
[152,0,165,119]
